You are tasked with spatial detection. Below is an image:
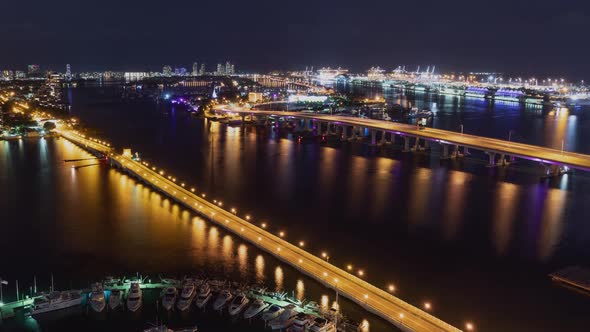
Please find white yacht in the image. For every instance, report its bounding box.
[228,293,249,316]
[269,304,299,330]
[308,317,336,332]
[161,287,178,311]
[176,282,196,311]
[31,290,83,315]
[261,304,284,322]
[243,299,268,319]
[126,283,142,312]
[212,289,232,311]
[286,312,314,332]
[108,289,123,310]
[90,283,106,313]
[194,283,212,309]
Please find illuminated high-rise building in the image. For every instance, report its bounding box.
[192,62,199,76]
[65,64,72,81]
[174,67,187,76]
[225,61,235,75]
[162,65,172,76]
[199,64,206,76]
[216,63,224,75]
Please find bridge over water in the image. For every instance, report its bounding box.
[57,129,464,332]
[215,105,590,174]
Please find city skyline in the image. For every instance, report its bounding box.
[1,1,589,79]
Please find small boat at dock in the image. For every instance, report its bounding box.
[126,283,142,312]
[161,287,178,311]
[212,289,233,311]
[194,283,212,309]
[308,317,336,332]
[243,299,268,319]
[228,293,249,315]
[262,304,283,321]
[176,282,196,311]
[269,304,299,330]
[90,283,106,313]
[108,289,123,310]
[31,290,83,315]
[286,312,314,332]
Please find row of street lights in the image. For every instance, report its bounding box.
[70,130,476,332]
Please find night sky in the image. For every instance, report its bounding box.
[2,0,589,79]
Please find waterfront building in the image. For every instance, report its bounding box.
[15,71,26,79]
[1,70,14,81]
[174,67,188,76]
[216,63,224,75]
[199,64,206,76]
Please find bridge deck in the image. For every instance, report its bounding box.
[215,106,590,172]
[58,129,462,332]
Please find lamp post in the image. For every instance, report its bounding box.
[0,278,7,305]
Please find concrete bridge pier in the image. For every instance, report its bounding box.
[423,139,431,151]
[451,145,463,158]
[315,121,322,136]
[306,119,313,132]
[370,130,377,146]
[349,126,358,141]
[340,125,347,141]
[402,136,411,152]
[379,131,387,145]
[486,151,497,167]
[411,137,421,152]
[463,146,471,155]
[440,144,451,159]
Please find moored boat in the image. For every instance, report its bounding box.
[269,304,299,330]
[161,287,178,311]
[176,282,196,311]
[228,293,249,315]
[31,290,83,315]
[90,283,106,312]
[212,289,233,311]
[126,283,142,312]
[243,299,268,319]
[261,304,283,321]
[108,289,123,310]
[194,283,212,309]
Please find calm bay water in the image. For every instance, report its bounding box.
[1,84,590,331]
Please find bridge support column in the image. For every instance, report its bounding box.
[370,130,377,146]
[307,119,313,131]
[486,152,496,167]
[350,126,357,141]
[402,136,411,152]
[423,139,430,151]
[315,121,321,136]
[499,153,507,166]
[340,125,347,141]
[463,146,470,155]
[441,144,450,159]
[380,131,387,145]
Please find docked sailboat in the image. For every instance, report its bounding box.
[228,293,249,316]
[126,283,142,312]
[194,283,212,309]
[90,283,106,313]
[269,304,299,330]
[108,289,123,310]
[31,290,83,315]
[212,289,233,311]
[176,282,196,311]
[243,299,268,319]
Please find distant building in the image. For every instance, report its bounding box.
[199,64,206,76]
[124,72,149,81]
[162,65,173,77]
[15,71,26,79]
[225,61,234,75]
[192,62,199,76]
[1,70,14,81]
[65,64,72,81]
[216,63,224,75]
[248,92,263,103]
[174,67,187,76]
[28,64,40,75]
[367,66,386,81]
